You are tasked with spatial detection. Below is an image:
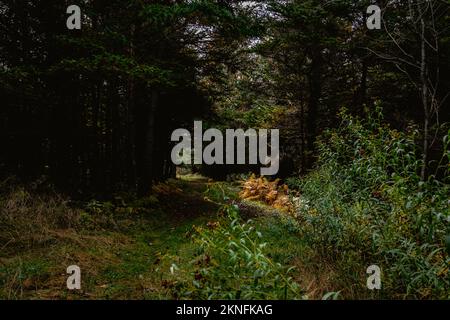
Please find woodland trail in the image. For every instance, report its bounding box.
[1,174,331,299]
[70,174,225,299]
[1,174,226,299]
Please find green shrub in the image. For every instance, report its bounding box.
[166,204,303,299]
[287,108,449,299]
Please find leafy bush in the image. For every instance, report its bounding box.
[166,204,303,299]
[287,108,449,299]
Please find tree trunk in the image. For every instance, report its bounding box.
[137,89,158,195]
[419,15,429,181]
[307,49,322,165]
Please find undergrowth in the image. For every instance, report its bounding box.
[287,108,450,299]
[163,183,303,299]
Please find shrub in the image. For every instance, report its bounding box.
[166,204,303,299]
[287,108,449,299]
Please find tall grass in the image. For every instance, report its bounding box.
[287,108,449,299]
[0,188,81,254]
[165,202,303,299]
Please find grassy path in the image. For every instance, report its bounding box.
[1,175,224,299]
[1,174,333,299]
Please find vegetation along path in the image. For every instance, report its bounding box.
[0,174,317,299]
[2,172,418,300]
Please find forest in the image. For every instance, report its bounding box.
[0,0,449,300]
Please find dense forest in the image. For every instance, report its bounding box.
[0,0,449,300]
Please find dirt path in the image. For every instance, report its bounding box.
[1,175,329,300]
[0,174,224,299]
[78,174,223,299]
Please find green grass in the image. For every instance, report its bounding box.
[0,175,372,299]
[0,175,222,299]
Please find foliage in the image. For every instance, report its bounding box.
[240,175,293,213]
[1,0,449,301]
[287,109,450,299]
[165,204,302,299]
[203,180,238,204]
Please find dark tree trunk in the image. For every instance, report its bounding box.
[136,88,158,196]
[307,50,322,164]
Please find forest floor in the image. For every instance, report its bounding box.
[0,174,337,300]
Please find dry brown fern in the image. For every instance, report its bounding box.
[239,174,294,213]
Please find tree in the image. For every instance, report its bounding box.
[0,0,261,195]
[366,0,450,180]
